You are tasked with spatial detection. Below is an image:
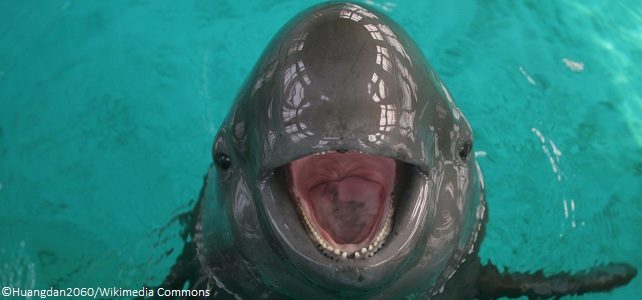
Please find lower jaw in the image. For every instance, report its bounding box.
[296,199,394,260]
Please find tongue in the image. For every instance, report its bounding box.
[308,176,383,244]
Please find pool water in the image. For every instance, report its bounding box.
[0,0,640,299]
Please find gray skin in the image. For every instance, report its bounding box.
[157,3,636,299]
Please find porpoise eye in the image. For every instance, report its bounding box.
[458,140,473,162]
[214,152,232,170]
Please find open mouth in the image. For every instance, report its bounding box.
[287,151,397,260]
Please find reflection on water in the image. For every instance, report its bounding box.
[566,2,642,149]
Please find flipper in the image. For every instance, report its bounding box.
[477,261,637,299]
[149,2,639,298]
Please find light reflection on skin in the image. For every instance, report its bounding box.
[232,177,260,240]
[202,2,489,298]
[222,3,410,169]
[271,3,469,282]
[259,6,469,278]
[242,1,460,173]
[270,2,422,151]
[282,40,314,142]
[192,3,642,298]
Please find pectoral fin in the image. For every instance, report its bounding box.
[477,262,637,299]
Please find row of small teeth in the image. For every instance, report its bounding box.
[299,198,394,260]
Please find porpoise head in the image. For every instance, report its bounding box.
[198,2,486,298]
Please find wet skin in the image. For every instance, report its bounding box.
[158,2,637,299]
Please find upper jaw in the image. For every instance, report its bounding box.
[286,151,398,260]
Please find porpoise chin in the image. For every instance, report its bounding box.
[157,2,637,299]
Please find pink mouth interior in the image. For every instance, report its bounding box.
[288,152,396,251]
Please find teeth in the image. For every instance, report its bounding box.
[299,182,395,261]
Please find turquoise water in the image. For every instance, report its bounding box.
[0,0,640,299]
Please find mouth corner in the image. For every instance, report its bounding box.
[283,151,399,260]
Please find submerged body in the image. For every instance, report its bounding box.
[159,3,636,299]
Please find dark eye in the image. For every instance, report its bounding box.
[214,152,232,170]
[458,140,473,161]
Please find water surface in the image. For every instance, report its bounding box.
[0,0,640,298]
